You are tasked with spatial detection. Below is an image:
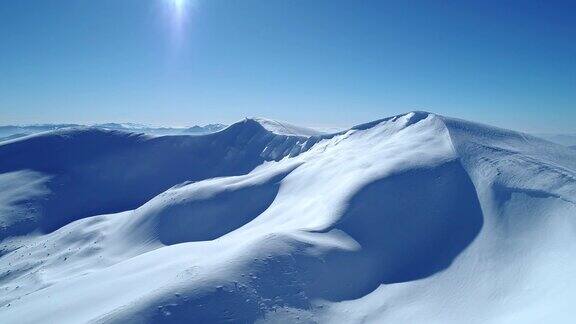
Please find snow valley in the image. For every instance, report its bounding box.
[0,112,575,323]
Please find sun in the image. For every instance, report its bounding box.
[171,0,187,13]
[163,0,196,46]
[164,0,193,29]
[164,0,193,19]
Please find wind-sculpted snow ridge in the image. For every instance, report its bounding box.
[0,121,324,238]
[249,117,325,137]
[0,112,575,323]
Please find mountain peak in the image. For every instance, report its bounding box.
[241,117,325,137]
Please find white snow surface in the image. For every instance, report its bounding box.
[0,123,228,141]
[0,112,575,323]
[248,117,325,137]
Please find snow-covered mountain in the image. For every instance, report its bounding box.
[0,112,575,323]
[185,123,228,134]
[0,124,81,141]
[0,123,228,142]
[535,133,576,147]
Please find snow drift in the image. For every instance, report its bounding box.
[0,112,575,323]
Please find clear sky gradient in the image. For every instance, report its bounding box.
[1,0,575,132]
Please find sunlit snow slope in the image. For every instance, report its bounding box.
[1,112,575,324]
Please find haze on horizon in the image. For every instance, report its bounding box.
[1,0,575,133]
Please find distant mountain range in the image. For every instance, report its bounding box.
[535,133,576,147]
[0,123,228,141]
[3,123,575,149]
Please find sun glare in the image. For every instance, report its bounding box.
[165,0,191,23]
[171,0,187,14]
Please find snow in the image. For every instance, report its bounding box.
[0,112,575,323]
[249,117,325,137]
[0,123,227,141]
[535,133,576,146]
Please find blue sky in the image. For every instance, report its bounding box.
[1,0,575,132]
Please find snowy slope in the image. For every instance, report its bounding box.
[0,112,575,323]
